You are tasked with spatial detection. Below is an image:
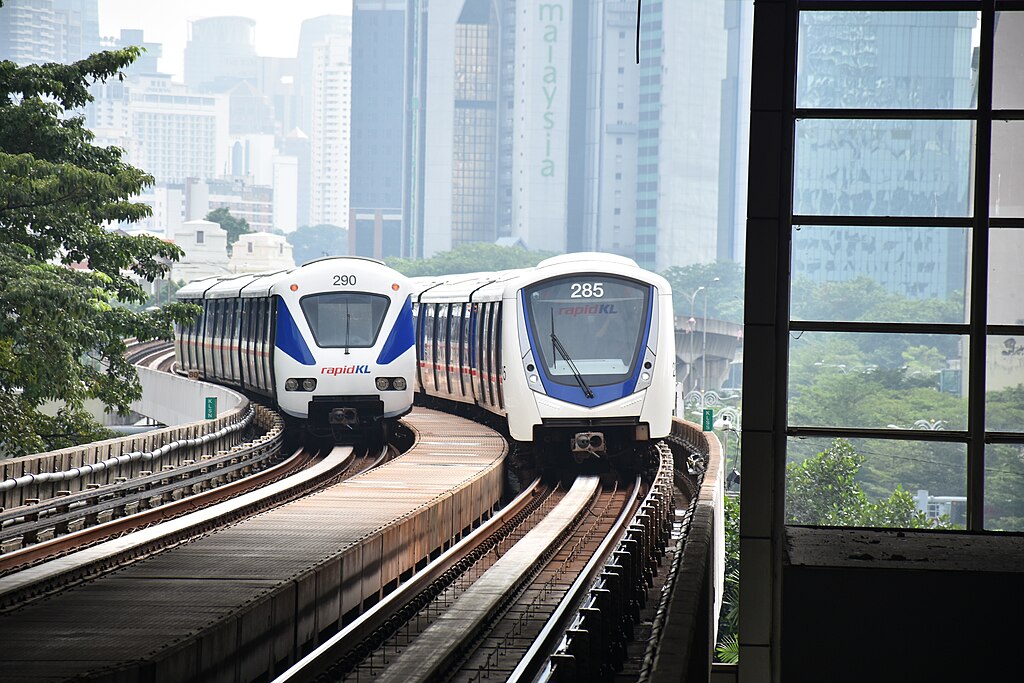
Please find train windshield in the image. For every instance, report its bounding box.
[300,292,390,348]
[524,275,650,387]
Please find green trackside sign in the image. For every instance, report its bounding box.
[702,408,714,432]
[205,397,217,420]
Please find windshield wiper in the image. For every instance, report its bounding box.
[550,310,594,398]
[344,300,351,355]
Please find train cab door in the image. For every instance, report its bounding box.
[460,303,471,399]
[423,304,436,394]
[480,303,494,410]
[489,305,501,411]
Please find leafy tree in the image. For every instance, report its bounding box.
[205,206,251,256]
[786,439,940,528]
[659,260,744,323]
[287,223,348,265]
[386,243,556,277]
[0,34,197,457]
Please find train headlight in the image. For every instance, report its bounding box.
[285,378,299,391]
[375,377,390,391]
[302,378,317,392]
[393,377,407,391]
[641,372,651,382]
[529,374,539,384]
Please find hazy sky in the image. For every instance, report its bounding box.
[98,1,352,79]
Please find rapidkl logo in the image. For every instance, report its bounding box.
[321,365,370,375]
[558,303,617,317]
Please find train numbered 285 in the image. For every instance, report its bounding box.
[411,252,675,463]
[174,257,415,444]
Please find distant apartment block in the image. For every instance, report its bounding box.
[87,73,230,184]
[309,35,351,229]
[0,0,99,65]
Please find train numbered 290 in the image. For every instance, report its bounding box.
[174,257,415,444]
[411,252,675,464]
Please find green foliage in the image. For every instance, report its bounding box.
[786,439,938,528]
[0,39,199,457]
[386,243,556,277]
[659,260,744,323]
[205,206,251,256]
[715,494,741,662]
[287,223,348,265]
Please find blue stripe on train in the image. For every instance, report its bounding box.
[275,298,316,365]
[377,295,415,365]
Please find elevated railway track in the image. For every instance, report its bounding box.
[0,340,724,683]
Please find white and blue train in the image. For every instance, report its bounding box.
[411,252,675,462]
[174,257,415,444]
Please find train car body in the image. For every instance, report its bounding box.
[175,257,415,442]
[411,253,675,461]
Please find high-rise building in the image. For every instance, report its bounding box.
[405,0,515,258]
[0,0,98,65]
[349,0,406,259]
[296,15,350,139]
[54,0,99,61]
[309,35,351,229]
[184,16,260,92]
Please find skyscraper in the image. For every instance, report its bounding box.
[350,0,407,258]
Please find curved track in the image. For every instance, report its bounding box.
[0,408,506,683]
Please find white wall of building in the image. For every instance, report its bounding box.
[229,232,295,273]
[172,219,231,283]
[272,155,299,233]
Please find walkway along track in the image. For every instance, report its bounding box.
[0,408,507,683]
[277,442,677,683]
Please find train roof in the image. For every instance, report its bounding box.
[175,276,222,299]
[411,252,670,303]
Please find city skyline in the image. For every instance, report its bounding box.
[97,0,353,78]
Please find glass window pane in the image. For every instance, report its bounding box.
[987,335,1024,432]
[794,119,973,217]
[797,11,978,110]
[792,225,969,322]
[993,12,1024,110]
[985,443,1024,531]
[991,121,1024,218]
[988,229,1024,326]
[300,293,391,348]
[524,275,651,388]
[789,331,968,430]
[787,436,966,529]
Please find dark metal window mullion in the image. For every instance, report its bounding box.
[968,2,995,531]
